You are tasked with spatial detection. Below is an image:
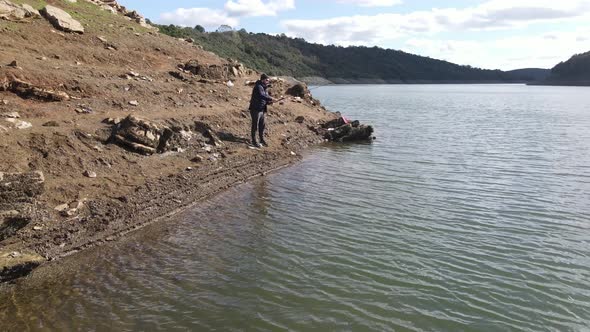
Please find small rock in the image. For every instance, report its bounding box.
[54,203,69,212]
[1,100,8,105]
[1,112,19,118]
[69,201,84,209]
[203,146,212,153]
[127,71,139,77]
[186,167,193,171]
[42,121,60,127]
[290,151,296,156]
[33,226,43,231]
[97,36,108,43]
[93,145,103,152]
[9,252,21,258]
[295,116,305,124]
[8,60,17,67]
[191,155,204,163]
[128,100,139,106]
[75,105,93,114]
[83,170,97,178]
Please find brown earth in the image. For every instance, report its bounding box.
[0,0,338,281]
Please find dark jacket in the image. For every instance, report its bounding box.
[248,80,273,112]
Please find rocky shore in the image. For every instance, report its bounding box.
[0,0,373,282]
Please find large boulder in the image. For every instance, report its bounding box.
[41,5,84,34]
[110,115,174,155]
[0,0,39,21]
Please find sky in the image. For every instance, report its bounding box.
[117,0,590,70]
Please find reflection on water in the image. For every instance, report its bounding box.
[2,84,590,331]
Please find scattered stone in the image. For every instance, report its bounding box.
[295,116,305,124]
[41,5,84,34]
[1,100,7,105]
[185,167,193,171]
[93,145,103,152]
[83,170,97,178]
[127,71,139,77]
[8,60,17,67]
[290,151,296,156]
[203,146,212,153]
[33,226,42,231]
[128,100,139,106]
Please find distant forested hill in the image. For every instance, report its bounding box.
[158,25,547,83]
[542,51,590,85]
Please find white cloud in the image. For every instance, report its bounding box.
[336,0,402,7]
[281,0,590,46]
[403,28,590,70]
[224,0,295,17]
[159,8,238,28]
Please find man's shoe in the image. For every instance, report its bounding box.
[260,140,268,147]
[250,141,262,148]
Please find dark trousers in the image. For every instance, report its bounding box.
[250,110,265,143]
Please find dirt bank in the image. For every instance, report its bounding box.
[0,0,343,281]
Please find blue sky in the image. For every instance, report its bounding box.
[118,0,590,70]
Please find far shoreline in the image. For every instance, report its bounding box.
[299,76,590,87]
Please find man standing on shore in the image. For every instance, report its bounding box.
[248,73,275,148]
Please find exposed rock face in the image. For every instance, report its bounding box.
[0,171,45,241]
[182,60,249,80]
[41,5,84,34]
[0,77,70,102]
[110,115,174,155]
[0,0,39,22]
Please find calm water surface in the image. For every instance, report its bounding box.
[2,84,590,331]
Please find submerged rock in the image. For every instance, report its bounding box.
[320,117,374,142]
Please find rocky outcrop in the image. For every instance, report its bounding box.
[0,171,45,241]
[41,5,84,34]
[85,0,156,29]
[0,0,40,22]
[0,77,70,102]
[110,115,174,155]
[181,60,250,80]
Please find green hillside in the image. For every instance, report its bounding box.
[158,25,545,83]
[546,51,590,84]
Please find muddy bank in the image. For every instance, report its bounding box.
[0,0,375,282]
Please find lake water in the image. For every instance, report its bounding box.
[2,84,590,331]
